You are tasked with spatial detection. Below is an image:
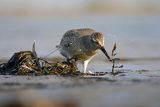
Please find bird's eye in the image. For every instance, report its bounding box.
[91,37,97,42]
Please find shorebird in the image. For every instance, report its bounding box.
[57,28,111,73]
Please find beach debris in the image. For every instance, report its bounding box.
[0,42,80,76]
[0,51,41,75]
[111,43,123,75]
[40,59,80,76]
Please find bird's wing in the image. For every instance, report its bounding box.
[63,28,95,38]
[75,28,96,36]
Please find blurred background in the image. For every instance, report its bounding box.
[1,1,160,107]
[0,0,160,60]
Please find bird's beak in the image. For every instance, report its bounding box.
[100,47,111,61]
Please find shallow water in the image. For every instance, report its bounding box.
[0,16,160,59]
[0,16,160,107]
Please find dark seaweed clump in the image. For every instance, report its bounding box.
[0,51,80,76]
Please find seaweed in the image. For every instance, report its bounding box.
[0,51,41,75]
[0,51,80,76]
[0,43,80,76]
[111,43,123,75]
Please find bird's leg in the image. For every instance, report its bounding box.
[66,58,71,63]
[71,57,78,62]
[83,59,94,74]
[66,57,77,64]
[83,60,89,74]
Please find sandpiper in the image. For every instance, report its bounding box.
[57,28,111,73]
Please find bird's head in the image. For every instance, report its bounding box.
[91,32,111,61]
[91,32,104,48]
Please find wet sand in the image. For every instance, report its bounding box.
[0,59,160,107]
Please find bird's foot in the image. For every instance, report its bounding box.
[84,70,94,74]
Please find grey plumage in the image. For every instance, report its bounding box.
[57,28,111,73]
